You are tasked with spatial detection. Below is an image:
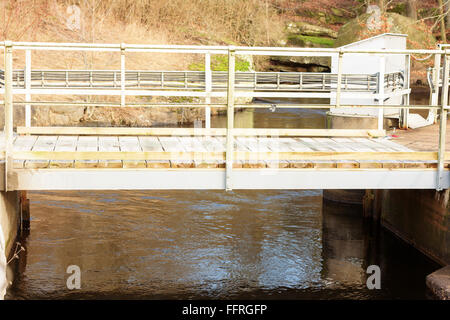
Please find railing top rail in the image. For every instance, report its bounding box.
[3,41,445,55]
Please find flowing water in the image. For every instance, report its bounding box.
[5,94,441,300]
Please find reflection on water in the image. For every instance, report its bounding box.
[212,98,328,129]
[6,191,439,299]
[5,93,441,299]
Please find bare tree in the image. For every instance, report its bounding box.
[405,0,417,20]
[438,0,447,42]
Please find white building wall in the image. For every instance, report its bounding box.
[330,33,407,117]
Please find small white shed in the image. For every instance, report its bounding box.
[329,33,409,118]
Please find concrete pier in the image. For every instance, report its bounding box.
[378,122,450,299]
[0,191,21,300]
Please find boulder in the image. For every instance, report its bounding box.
[286,21,337,39]
[334,12,436,48]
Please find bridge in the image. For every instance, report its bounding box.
[0,41,448,191]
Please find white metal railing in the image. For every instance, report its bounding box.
[1,41,449,191]
[0,69,386,92]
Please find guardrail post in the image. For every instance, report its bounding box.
[225,46,235,191]
[400,53,411,128]
[431,53,442,124]
[4,41,13,191]
[377,55,385,131]
[335,50,343,108]
[25,49,31,127]
[120,43,126,107]
[205,52,212,129]
[437,51,449,191]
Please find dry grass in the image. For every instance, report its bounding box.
[0,0,285,125]
[0,0,284,69]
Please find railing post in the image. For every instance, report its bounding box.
[25,49,31,127]
[4,41,13,191]
[431,52,442,124]
[120,43,126,107]
[335,50,343,108]
[225,46,235,191]
[205,52,212,129]
[400,53,411,129]
[377,55,385,131]
[437,51,449,191]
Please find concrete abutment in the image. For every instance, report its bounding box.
[0,191,23,300]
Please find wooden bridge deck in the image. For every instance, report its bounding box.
[7,135,439,169]
[0,134,447,191]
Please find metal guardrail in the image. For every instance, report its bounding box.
[0,69,387,92]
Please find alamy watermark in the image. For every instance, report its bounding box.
[66,5,81,31]
[366,265,381,289]
[66,265,81,290]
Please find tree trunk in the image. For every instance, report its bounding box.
[438,0,447,43]
[405,0,417,20]
[377,0,385,13]
[445,1,450,29]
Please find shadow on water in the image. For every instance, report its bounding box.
[5,92,442,299]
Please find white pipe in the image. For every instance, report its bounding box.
[25,50,31,127]
[205,53,212,129]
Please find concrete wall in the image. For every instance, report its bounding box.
[381,189,449,266]
[0,191,20,300]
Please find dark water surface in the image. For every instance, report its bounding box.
[6,93,441,299]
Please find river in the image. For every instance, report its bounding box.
[5,92,441,299]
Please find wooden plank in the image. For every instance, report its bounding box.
[236,137,267,168]
[159,136,193,168]
[13,135,37,168]
[198,136,225,168]
[75,136,98,168]
[352,137,403,169]
[369,138,431,168]
[275,137,314,168]
[235,137,265,168]
[49,136,77,168]
[138,136,170,168]
[98,136,122,168]
[333,137,381,169]
[253,137,290,168]
[298,138,336,168]
[313,138,359,168]
[13,150,438,161]
[25,135,57,168]
[16,126,386,137]
[119,136,146,168]
[179,136,217,168]
[216,136,243,168]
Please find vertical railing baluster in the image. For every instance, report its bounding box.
[225,46,235,191]
[4,41,13,191]
[437,51,449,190]
[25,49,31,127]
[431,53,442,124]
[336,50,343,108]
[205,52,212,129]
[120,43,125,107]
[377,55,385,131]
